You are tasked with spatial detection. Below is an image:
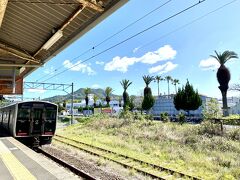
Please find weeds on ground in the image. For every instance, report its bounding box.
[57,115,240,179]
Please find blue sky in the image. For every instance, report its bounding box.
[25,0,240,100]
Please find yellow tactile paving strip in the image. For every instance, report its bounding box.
[0,141,36,180]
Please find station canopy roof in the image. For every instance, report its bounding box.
[0,0,127,94]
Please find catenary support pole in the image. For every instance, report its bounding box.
[12,68,16,94]
[71,82,74,124]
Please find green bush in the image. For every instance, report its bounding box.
[60,117,71,122]
[223,119,240,126]
[75,116,92,124]
[197,122,222,136]
[177,112,186,124]
[227,128,240,141]
[160,112,170,122]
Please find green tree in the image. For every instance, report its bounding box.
[142,75,155,112]
[105,87,113,107]
[172,79,180,93]
[129,95,135,111]
[202,98,222,120]
[155,75,164,96]
[57,102,64,113]
[173,80,202,115]
[211,50,238,116]
[63,100,66,110]
[165,76,173,97]
[84,87,91,107]
[120,79,132,110]
[93,94,98,108]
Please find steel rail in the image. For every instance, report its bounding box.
[37,147,96,180]
[55,135,202,180]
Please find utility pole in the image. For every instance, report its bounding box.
[71,82,74,125]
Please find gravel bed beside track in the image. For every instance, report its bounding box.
[42,145,125,180]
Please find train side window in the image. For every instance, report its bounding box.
[3,112,8,123]
[0,111,2,124]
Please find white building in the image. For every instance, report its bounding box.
[229,103,240,114]
[66,99,121,109]
[218,96,240,115]
[151,94,213,117]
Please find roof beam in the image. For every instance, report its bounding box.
[34,5,87,57]
[0,0,8,27]
[0,63,42,67]
[76,0,104,12]
[0,42,40,64]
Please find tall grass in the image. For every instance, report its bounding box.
[57,114,240,179]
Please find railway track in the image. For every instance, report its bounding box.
[37,147,96,180]
[54,134,201,180]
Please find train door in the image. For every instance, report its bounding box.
[8,110,11,130]
[44,107,57,135]
[16,108,30,136]
[31,108,43,135]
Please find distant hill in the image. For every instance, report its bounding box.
[43,88,121,103]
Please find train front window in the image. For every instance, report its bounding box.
[17,108,30,120]
[46,109,57,120]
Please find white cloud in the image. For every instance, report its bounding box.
[139,45,177,64]
[63,60,96,75]
[104,56,137,73]
[148,61,178,74]
[104,45,177,73]
[27,88,46,93]
[199,58,219,71]
[44,66,56,75]
[95,61,105,65]
[133,47,140,53]
[91,84,100,88]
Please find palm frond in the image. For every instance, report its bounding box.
[143,75,154,86]
[120,79,132,90]
[211,50,238,65]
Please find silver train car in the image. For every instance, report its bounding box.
[0,101,58,147]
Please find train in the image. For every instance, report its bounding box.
[0,101,58,147]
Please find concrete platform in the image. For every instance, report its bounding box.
[0,137,80,180]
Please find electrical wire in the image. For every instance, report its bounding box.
[136,0,239,52]
[40,0,207,83]
[35,0,173,82]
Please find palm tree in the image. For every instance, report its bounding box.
[154,75,164,96]
[120,79,132,110]
[172,79,180,93]
[84,87,91,107]
[211,50,238,116]
[105,87,113,107]
[165,76,173,97]
[142,75,155,112]
[93,94,98,108]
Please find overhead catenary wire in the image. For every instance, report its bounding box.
[40,0,207,83]
[35,0,173,82]
[136,0,239,52]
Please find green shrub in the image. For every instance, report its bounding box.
[119,110,134,120]
[177,112,185,124]
[145,114,154,120]
[60,117,71,122]
[227,128,240,141]
[223,119,240,126]
[197,122,222,136]
[160,112,170,122]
